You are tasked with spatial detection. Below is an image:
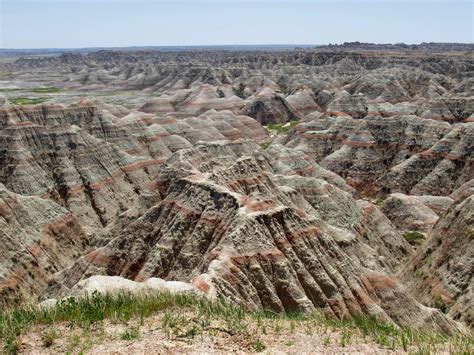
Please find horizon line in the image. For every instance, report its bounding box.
[2,42,473,51]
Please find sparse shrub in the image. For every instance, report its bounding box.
[4,337,20,354]
[253,339,266,352]
[273,320,283,335]
[323,335,331,346]
[340,329,352,347]
[67,333,81,352]
[119,326,140,341]
[181,325,199,338]
[403,231,426,246]
[260,140,273,149]
[433,296,449,313]
[41,327,60,347]
[374,197,385,206]
[290,320,296,333]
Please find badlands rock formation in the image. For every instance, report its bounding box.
[0,183,88,306]
[380,193,452,233]
[401,184,474,327]
[0,102,266,234]
[48,140,462,333]
[0,43,472,333]
[283,115,473,196]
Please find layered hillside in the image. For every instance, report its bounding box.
[0,46,472,336]
[47,140,466,334]
[282,115,473,196]
[0,184,88,306]
[0,102,266,234]
[401,183,474,327]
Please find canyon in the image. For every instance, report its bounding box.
[0,43,472,343]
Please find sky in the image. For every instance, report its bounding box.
[1,0,473,49]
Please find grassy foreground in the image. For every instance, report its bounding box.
[1,291,472,354]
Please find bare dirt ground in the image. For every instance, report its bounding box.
[15,310,449,354]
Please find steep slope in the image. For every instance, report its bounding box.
[0,103,267,234]
[401,184,474,327]
[0,184,88,306]
[380,193,453,233]
[0,47,472,334]
[46,141,464,334]
[0,115,154,234]
[283,116,473,196]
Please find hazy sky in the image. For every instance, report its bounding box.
[1,0,473,48]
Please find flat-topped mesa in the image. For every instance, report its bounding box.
[46,141,465,334]
[0,184,88,307]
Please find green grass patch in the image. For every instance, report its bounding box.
[0,291,472,353]
[0,87,61,94]
[374,197,385,206]
[119,326,140,341]
[9,97,48,105]
[252,338,266,352]
[261,120,300,149]
[266,120,299,134]
[260,141,273,149]
[403,231,426,246]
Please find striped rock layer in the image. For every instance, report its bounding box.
[48,141,464,334]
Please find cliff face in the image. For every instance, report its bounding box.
[0,184,88,306]
[0,104,155,234]
[401,184,474,327]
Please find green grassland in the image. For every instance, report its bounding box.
[9,97,49,105]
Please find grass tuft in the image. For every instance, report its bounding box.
[119,326,140,341]
[30,87,61,93]
[41,327,60,347]
[253,338,266,352]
